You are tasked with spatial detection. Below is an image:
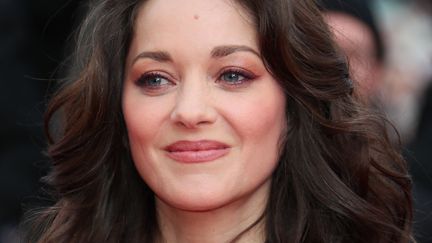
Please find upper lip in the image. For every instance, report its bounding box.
[164,140,230,152]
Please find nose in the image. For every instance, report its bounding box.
[170,77,217,129]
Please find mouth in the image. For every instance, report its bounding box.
[164,140,230,163]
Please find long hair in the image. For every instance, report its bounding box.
[23,0,413,242]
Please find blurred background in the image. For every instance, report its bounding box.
[0,0,81,242]
[0,0,431,242]
[375,1,432,241]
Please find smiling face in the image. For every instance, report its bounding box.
[122,0,286,211]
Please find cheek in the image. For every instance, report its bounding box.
[122,92,171,143]
[226,88,286,142]
[122,91,173,179]
[123,101,153,147]
[218,82,286,164]
[122,91,172,184]
[226,86,286,189]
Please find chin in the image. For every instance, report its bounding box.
[156,187,237,212]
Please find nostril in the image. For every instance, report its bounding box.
[170,110,213,128]
[169,103,217,129]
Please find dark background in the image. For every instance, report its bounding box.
[0,0,82,241]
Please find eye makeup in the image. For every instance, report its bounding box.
[216,67,258,89]
[134,71,176,94]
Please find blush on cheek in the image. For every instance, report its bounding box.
[236,96,286,139]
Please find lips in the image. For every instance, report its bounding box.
[164,140,230,163]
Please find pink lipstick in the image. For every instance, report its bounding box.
[164,140,230,163]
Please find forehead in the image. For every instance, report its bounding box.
[130,0,257,52]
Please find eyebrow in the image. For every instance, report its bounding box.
[132,51,172,64]
[210,45,261,58]
[132,45,260,65]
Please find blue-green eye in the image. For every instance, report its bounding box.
[221,72,246,83]
[136,74,169,86]
[135,72,175,93]
[218,68,256,88]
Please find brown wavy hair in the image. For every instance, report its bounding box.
[23,0,413,242]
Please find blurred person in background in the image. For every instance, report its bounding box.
[321,0,432,241]
[320,0,385,104]
[376,0,432,143]
[376,0,432,241]
[0,1,80,242]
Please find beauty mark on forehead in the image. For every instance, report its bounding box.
[193,14,200,20]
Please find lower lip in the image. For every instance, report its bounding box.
[166,148,230,163]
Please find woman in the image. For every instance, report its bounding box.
[23,0,413,242]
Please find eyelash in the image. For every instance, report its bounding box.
[134,68,257,91]
[135,71,174,90]
[217,67,257,88]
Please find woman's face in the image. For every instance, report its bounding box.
[123,0,286,211]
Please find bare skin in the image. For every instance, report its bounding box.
[122,0,286,242]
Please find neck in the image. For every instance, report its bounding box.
[155,180,270,243]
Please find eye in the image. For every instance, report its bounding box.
[135,72,175,93]
[217,68,256,88]
[221,72,246,83]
